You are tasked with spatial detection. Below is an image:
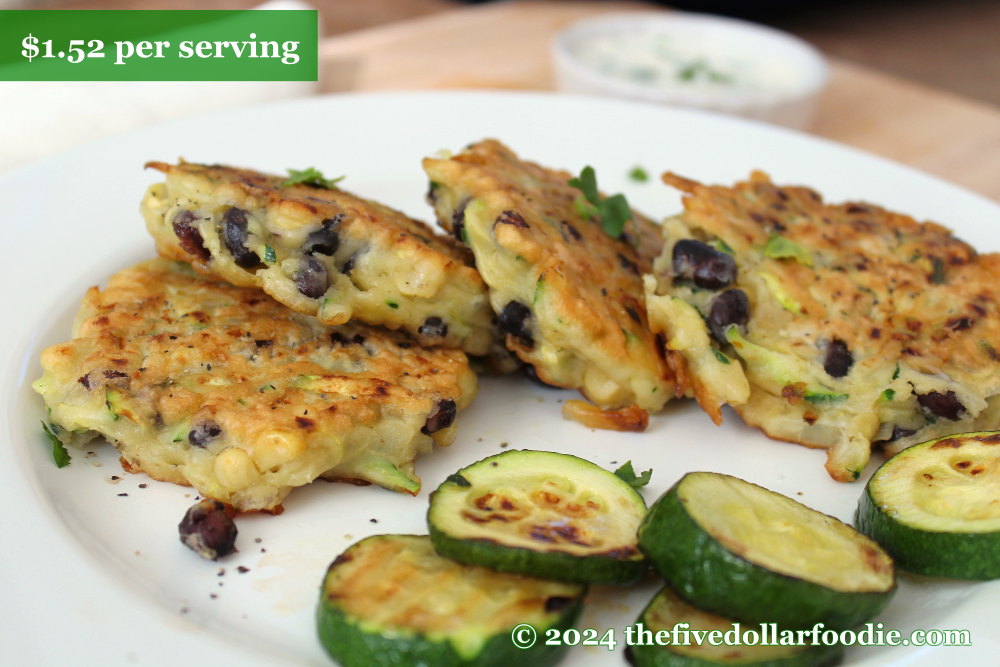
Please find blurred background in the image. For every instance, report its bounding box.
[2,0,999,201]
[7,0,995,104]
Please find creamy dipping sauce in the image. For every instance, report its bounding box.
[566,29,807,96]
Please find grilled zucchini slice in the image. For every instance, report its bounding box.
[626,586,843,667]
[317,535,585,667]
[856,430,1000,580]
[638,472,895,630]
[427,450,647,585]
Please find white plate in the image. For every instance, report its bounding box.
[2,91,998,667]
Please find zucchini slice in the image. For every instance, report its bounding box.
[427,449,647,585]
[856,430,1000,580]
[626,586,843,667]
[317,535,585,667]
[638,472,895,630]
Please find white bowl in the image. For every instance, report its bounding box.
[552,12,829,129]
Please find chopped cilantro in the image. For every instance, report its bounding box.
[881,388,895,401]
[892,365,901,380]
[385,300,399,309]
[568,166,636,240]
[932,257,946,284]
[262,245,276,264]
[629,166,649,182]
[711,239,736,256]
[282,167,344,190]
[712,349,731,365]
[42,422,70,468]
[614,461,652,488]
[446,473,471,487]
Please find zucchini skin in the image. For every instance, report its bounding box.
[857,475,1000,581]
[626,641,842,667]
[638,481,895,631]
[428,520,647,586]
[317,588,583,667]
[626,587,843,667]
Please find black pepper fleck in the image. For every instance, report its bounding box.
[118,493,128,497]
[237,566,250,573]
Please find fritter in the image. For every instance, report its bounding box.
[646,171,1000,481]
[33,259,477,512]
[423,140,674,412]
[141,161,496,356]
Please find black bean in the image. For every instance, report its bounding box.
[418,316,448,339]
[499,301,534,347]
[562,221,582,241]
[889,425,917,442]
[422,399,457,434]
[544,596,574,612]
[172,210,210,260]
[302,215,342,256]
[708,289,750,344]
[525,364,564,389]
[294,257,328,298]
[222,208,261,269]
[917,391,966,421]
[452,199,470,244]
[495,210,529,228]
[189,420,223,448]
[824,339,853,378]
[672,239,737,289]
[341,252,358,275]
[178,499,237,561]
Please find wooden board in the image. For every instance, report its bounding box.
[319,0,1000,204]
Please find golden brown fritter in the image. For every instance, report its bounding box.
[424,140,674,412]
[141,161,496,356]
[33,259,477,511]
[646,171,1000,481]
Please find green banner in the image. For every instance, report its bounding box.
[0,10,318,81]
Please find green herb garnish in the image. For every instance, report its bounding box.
[711,239,736,256]
[932,257,946,285]
[629,166,649,182]
[385,300,399,309]
[568,166,635,240]
[42,422,70,468]
[282,167,345,190]
[262,245,276,264]
[614,460,652,488]
[713,349,731,365]
[881,388,895,401]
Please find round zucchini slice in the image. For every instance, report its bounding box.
[856,430,1000,580]
[427,449,647,585]
[626,586,843,667]
[637,472,895,630]
[317,534,586,667]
